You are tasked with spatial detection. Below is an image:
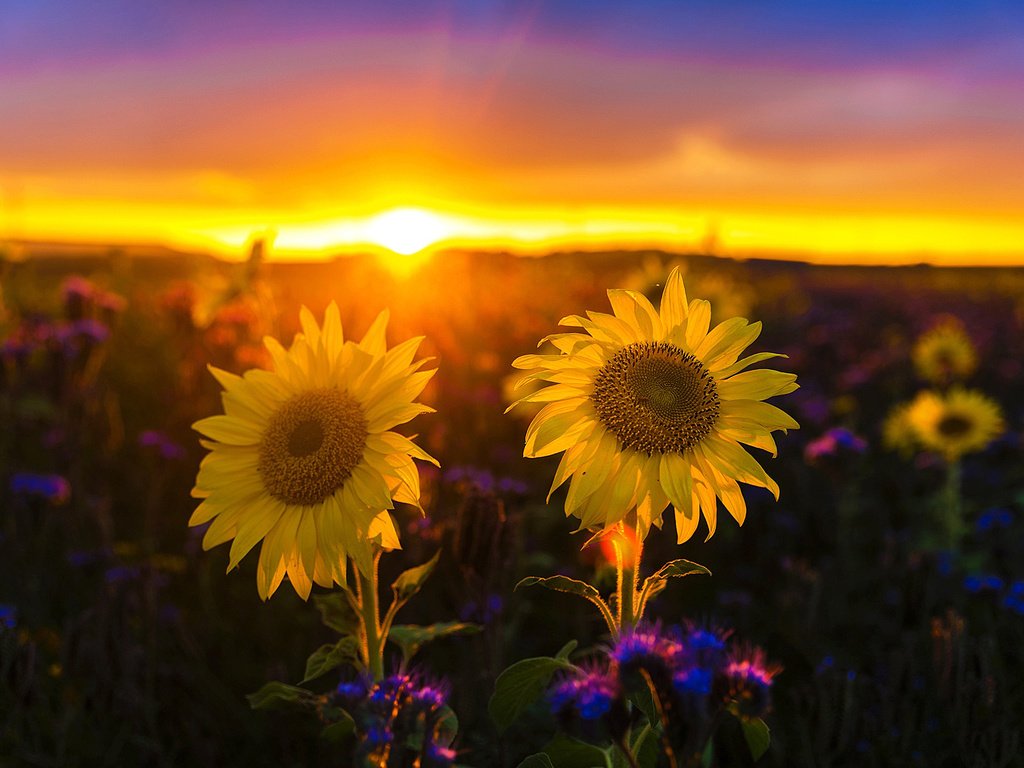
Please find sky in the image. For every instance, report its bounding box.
[1,0,1023,264]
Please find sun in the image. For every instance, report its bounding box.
[364,207,449,255]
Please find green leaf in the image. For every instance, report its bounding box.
[319,711,356,743]
[436,705,459,747]
[300,637,360,684]
[700,739,714,768]
[403,704,459,751]
[741,717,771,761]
[489,655,575,731]
[516,575,616,631]
[246,681,314,710]
[517,755,555,768]
[392,550,441,602]
[555,640,578,661]
[313,591,359,635]
[639,558,711,611]
[387,622,482,665]
[629,685,659,728]
[542,733,609,768]
[648,558,712,582]
[631,725,660,768]
[516,575,603,602]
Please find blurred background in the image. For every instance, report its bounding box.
[2,2,1023,767]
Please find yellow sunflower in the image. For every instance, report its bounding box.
[190,303,438,600]
[508,267,798,543]
[905,387,1004,462]
[882,402,918,458]
[912,318,977,384]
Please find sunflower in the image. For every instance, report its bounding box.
[190,303,437,600]
[912,318,977,384]
[882,402,918,458]
[508,267,798,543]
[905,387,1004,462]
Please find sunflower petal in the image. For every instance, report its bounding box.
[659,266,689,331]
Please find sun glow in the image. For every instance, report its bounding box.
[8,198,1024,267]
[364,208,449,256]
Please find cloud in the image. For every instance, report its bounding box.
[0,29,1022,219]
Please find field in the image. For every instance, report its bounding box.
[2,247,1023,767]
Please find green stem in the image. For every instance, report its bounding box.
[357,550,385,681]
[614,514,644,633]
[943,459,962,550]
[615,736,642,768]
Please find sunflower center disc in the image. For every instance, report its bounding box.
[937,413,972,439]
[258,388,368,506]
[288,420,324,456]
[591,341,720,454]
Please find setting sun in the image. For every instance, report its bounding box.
[364,207,449,256]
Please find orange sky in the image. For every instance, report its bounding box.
[2,20,1024,265]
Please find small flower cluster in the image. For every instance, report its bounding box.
[804,427,867,465]
[975,506,1013,533]
[549,623,779,752]
[962,574,1024,616]
[9,472,71,505]
[331,671,457,768]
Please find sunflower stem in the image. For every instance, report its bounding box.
[943,459,963,549]
[357,550,385,681]
[614,516,644,633]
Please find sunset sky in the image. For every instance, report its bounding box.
[2,0,1023,264]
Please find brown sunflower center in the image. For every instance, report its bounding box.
[937,413,972,439]
[591,341,720,455]
[258,388,368,506]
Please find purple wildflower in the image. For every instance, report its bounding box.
[717,646,779,719]
[0,604,16,630]
[139,430,187,461]
[422,743,457,768]
[804,427,867,464]
[9,472,71,504]
[549,664,619,720]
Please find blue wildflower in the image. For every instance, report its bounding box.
[10,472,71,504]
[976,507,1013,533]
[549,665,619,721]
[139,430,187,461]
[673,666,713,696]
[0,604,16,629]
[422,743,457,768]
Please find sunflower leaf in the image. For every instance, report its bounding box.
[392,550,441,602]
[387,621,482,665]
[515,575,616,632]
[246,681,316,710]
[489,655,576,732]
[650,558,713,581]
[638,558,711,611]
[516,574,602,601]
[300,637,360,684]
[313,592,360,636]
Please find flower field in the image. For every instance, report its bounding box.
[2,248,1023,767]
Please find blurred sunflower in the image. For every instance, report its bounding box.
[882,402,918,458]
[912,318,977,385]
[508,267,798,543]
[190,303,437,600]
[906,388,1004,462]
